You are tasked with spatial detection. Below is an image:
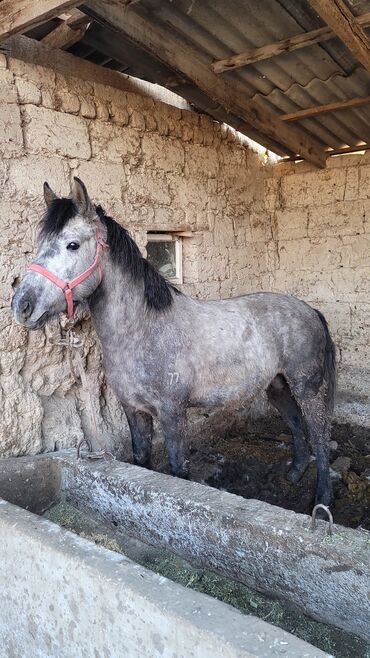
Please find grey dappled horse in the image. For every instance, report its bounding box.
[12,179,336,507]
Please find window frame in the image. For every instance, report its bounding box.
[146,232,183,285]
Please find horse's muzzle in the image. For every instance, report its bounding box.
[11,288,41,328]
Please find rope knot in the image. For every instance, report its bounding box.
[47,321,114,461]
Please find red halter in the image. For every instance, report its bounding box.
[28,227,108,319]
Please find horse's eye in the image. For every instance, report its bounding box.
[67,242,80,251]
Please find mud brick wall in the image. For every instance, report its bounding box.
[0,38,368,458]
[0,39,272,457]
[265,159,370,428]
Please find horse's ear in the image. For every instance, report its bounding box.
[72,177,93,215]
[43,182,57,207]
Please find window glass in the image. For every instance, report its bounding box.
[146,239,177,279]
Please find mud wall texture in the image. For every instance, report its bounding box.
[1,38,368,458]
[266,159,370,428]
[0,39,271,457]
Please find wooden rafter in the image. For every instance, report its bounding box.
[84,1,326,167]
[326,144,369,156]
[307,0,370,73]
[41,8,91,49]
[281,95,370,121]
[0,0,84,42]
[211,10,370,74]
[283,143,370,161]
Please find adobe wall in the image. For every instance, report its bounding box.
[1,37,368,459]
[0,38,271,456]
[265,157,370,428]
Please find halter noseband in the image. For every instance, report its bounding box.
[28,227,108,319]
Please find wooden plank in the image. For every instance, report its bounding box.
[85,1,327,167]
[57,7,89,28]
[211,11,370,73]
[41,9,90,49]
[307,0,370,72]
[326,144,370,156]
[281,94,370,121]
[212,25,334,73]
[282,143,370,161]
[0,0,84,42]
[1,35,210,109]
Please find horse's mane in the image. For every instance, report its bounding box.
[40,198,180,311]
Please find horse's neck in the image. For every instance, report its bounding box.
[88,259,146,349]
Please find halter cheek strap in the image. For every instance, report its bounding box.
[28,227,108,319]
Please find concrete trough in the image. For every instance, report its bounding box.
[1,499,330,658]
[58,454,370,641]
[0,452,369,656]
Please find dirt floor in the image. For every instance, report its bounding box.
[185,418,370,531]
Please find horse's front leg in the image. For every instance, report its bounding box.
[159,408,190,479]
[125,408,153,468]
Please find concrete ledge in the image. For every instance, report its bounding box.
[0,499,330,658]
[58,454,370,641]
[0,453,60,513]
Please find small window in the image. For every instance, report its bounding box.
[146,233,183,285]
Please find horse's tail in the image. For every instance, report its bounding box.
[315,309,336,414]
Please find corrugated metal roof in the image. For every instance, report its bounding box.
[26,0,370,156]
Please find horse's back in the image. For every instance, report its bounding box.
[184,291,327,384]
[190,291,323,341]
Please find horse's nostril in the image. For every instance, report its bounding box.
[20,298,33,320]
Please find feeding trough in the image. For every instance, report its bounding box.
[0,451,369,658]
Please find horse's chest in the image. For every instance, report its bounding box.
[103,353,154,410]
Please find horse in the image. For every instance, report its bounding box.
[12,178,336,508]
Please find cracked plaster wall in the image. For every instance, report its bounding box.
[0,44,272,457]
[0,42,368,459]
[266,159,370,428]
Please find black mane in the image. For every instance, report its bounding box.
[40,197,78,239]
[40,198,179,311]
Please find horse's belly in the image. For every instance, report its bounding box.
[189,382,261,408]
[188,357,274,408]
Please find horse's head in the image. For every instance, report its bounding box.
[12,178,107,329]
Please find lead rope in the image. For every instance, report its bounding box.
[48,322,115,461]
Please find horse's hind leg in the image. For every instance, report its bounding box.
[300,394,331,507]
[287,384,332,507]
[159,408,190,479]
[125,408,153,468]
[267,375,310,484]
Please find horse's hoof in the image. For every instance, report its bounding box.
[176,469,189,480]
[171,458,190,480]
[172,465,190,479]
[133,459,151,470]
[286,465,305,484]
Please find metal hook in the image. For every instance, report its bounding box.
[77,438,93,459]
[311,504,334,535]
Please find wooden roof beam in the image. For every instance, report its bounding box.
[211,10,370,73]
[85,1,327,167]
[307,0,370,73]
[281,94,370,121]
[41,8,91,50]
[0,0,84,43]
[283,143,370,161]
